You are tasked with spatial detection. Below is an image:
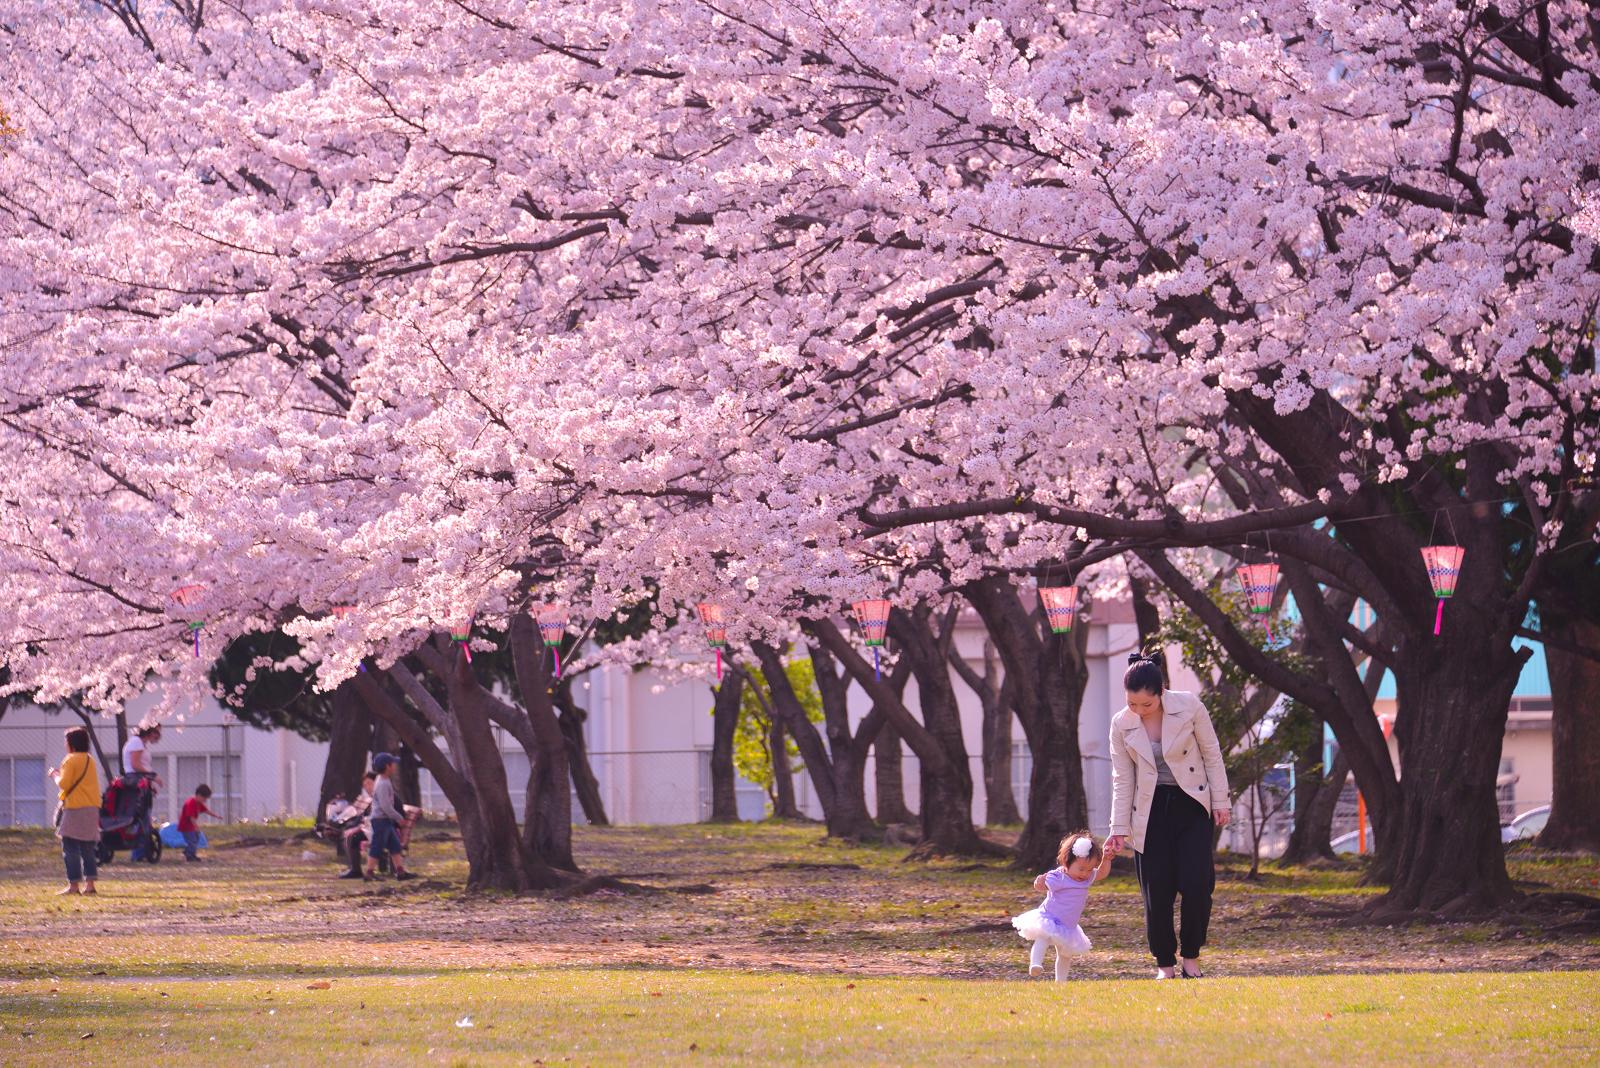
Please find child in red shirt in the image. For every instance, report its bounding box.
[179,784,216,862]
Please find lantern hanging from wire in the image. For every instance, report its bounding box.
[1235,563,1282,647]
[696,602,729,680]
[1420,545,1465,636]
[450,616,474,664]
[1037,585,1081,635]
[170,584,206,657]
[536,604,570,677]
[851,598,892,680]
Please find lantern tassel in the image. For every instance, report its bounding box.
[1263,621,1275,647]
[873,646,880,681]
[193,629,200,658]
[715,648,722,681]
[1433,598,1444,636]
[460,639,473,664]
[554,647,562,679]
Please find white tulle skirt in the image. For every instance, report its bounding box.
[1012,909,1092,955]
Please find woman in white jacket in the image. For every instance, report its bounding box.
[1105,654,1231,979]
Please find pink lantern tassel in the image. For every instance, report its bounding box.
[553,647,562,679]
[1433,598,1444,636]
[460,639,473,664]
[1263,621,1275,647]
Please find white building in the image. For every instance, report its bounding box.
[1,607,1143,832]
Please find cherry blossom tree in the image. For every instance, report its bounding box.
[2,1,1598,913]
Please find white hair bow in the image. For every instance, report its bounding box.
[1071,836,1094,859]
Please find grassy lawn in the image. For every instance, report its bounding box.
[1,822,1596,1064]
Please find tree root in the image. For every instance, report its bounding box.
[546,875,719,900]
[901,835,1013,863]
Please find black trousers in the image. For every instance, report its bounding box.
[1134,784,1216,967]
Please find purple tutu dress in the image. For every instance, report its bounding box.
[1012,867,1095,955]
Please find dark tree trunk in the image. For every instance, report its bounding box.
[748,641,882,838]
[981,694,1021,826]
[949,639,1022,826]
[874,724,916,824]
[405,645,568,892]
[552,686,609,826]
[1538,614,1600,853]
[1281,748,1345,865]
[768,717,799,819]
[708,671,745,822]
[808,617,989,855]
[352,668,492,888]
[889,606,983,851]
[1144,550,1405,869]
[751,643,836,823]
[317,679,374,821]
[507,612,579,873]
[964,575,1090,872]
[808,639,886,839]
[1381,636,1528,914]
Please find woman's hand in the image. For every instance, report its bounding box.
[1212,808,1231,828]
[1105,834,1128,856]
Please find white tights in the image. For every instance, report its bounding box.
[1029,939,1073,981]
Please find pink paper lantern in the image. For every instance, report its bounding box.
[449,616,474,664]
[170,584,206,657]
[851,598,892,679]
[1235,563,1282,646]
[1037,586,1080,634]
[536,604,570,677]
[1420,545,1465,636]
[696,602,728,680]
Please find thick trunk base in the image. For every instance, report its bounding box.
[1539,617,1600,853]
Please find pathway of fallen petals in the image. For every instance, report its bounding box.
[2,824,1597,986]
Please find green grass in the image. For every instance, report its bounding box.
[2,821,1597,1063]
[2,970,1596,1066]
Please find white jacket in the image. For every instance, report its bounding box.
[1108,690,1230,854]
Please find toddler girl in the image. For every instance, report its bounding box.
[1012,830,1112,980]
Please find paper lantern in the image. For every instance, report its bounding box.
[696,602,728,680]
[1420,545,1465,636]
[170,584,206,657]
[1037,586,1080,634]
[536,604,570,677]
[1235,563,1282,647]
[851,598,892,680]
[450,617,474,664]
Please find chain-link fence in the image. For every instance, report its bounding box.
[0,722,246,827]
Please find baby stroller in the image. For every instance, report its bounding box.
[97,772,162,864]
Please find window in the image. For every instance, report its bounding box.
[0,757,49,827]
[166,754,242,823]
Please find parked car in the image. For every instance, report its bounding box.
[1501,805,1550,844]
